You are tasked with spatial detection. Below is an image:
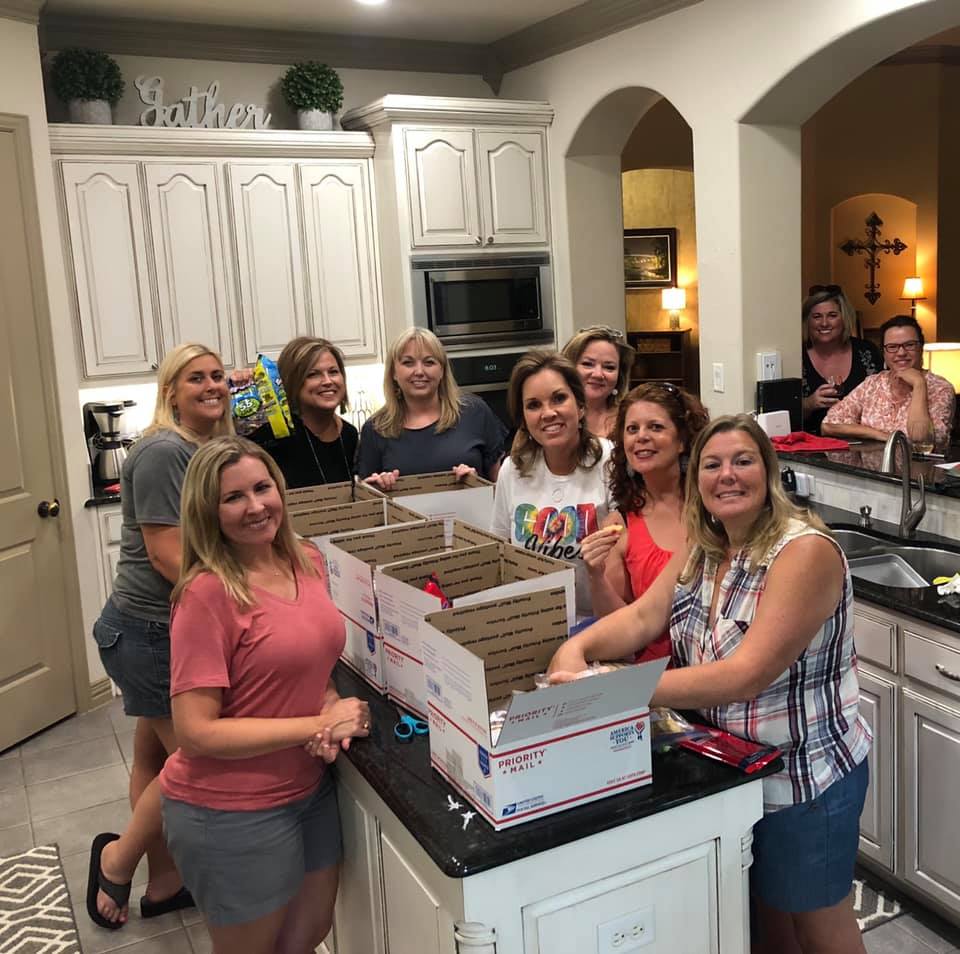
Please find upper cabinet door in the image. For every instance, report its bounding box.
[299,161,381,360]
[404,128,480,248]
[143,162,235,367]
[226,163,306,363]
[477,130,548,246]
[59,161,159,377]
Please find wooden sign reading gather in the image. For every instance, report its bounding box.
[135,76,271,129]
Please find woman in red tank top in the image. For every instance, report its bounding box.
[581,382,708,660]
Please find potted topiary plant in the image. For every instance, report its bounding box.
[280,61,344,131]
[51,48,125,124]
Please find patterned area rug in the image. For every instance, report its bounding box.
[851,870,906,933]
[0,844,81,953]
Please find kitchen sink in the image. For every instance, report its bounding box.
[846,553,929,588]
[882,547,960,583]
[832,526,960,587]
[830,530,887,556]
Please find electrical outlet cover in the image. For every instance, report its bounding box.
[597,906,656,952]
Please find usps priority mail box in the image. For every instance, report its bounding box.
[381,471,494,529]
[325,519,501,692]
[421,589,668,830]
[376,542,575,717]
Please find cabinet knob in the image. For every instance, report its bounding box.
[38,498,61,519]
[485,236,494,245]
[150,363,158,371]
[474,236,482,245]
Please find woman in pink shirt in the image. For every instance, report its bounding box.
[158,437,370,954]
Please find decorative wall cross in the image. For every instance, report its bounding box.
[838,212,907,305]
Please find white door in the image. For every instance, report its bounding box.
[143,161,235,366]
[226,162,306,363]
[477,130,548,247]
[299,161,381,360]
[857,669,895,871]
[403,128,480,248]
[59,160,159,376]
[0,115,77,750]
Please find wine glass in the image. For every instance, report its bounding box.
[908,420,935,456]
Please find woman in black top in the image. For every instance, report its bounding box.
[250,337,358,488]
[801,285,882,434]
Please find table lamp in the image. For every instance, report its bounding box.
[661,287,686,330]
[924,343,960,392]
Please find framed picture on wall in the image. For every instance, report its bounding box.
[624,228,677,289]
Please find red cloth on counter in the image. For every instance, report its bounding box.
[771,431,849,452]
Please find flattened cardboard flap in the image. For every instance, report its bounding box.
[386,471,493,495]
[424,588,569,705]
[496,658,668,748]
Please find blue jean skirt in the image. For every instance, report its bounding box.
[751,757,869,913]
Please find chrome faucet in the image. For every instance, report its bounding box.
[882,430,925,537]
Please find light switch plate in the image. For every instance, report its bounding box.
[712,362,724,393]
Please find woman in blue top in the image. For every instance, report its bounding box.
[357,328,507,490]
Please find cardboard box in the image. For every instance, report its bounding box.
[380,471,494,528]
[376,543,576,716]
[286,479,384,514]
[325,519,500,692]
[421,589,668,830]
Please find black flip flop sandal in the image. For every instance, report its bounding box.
[140,885,195,918]
[85,832,130,930]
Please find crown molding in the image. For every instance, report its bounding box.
[341,94,554,130]
[38,13,489,75]
[880,44,960,67]
[490,0,704,77]
[0,0,44,24]
[47,123,376,158]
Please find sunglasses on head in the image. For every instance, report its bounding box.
[635,380,681,399]
[808,284,843,297]
[577,325,624,340]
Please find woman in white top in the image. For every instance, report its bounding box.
[491,350,613,619]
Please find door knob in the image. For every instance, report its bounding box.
[37,499,61,518]
[485,236,494,245]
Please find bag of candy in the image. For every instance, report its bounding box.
[230,379,265,436]
[679,725,781,774]
[649,707,710,753]
[422,572,453,608]
[252,354,293,439]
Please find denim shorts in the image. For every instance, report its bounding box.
[751,757,869,913]
[161,773,341,928]
[92,596,171,718]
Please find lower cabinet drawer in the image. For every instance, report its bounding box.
[903,630,960,705]
[854,606,896,673]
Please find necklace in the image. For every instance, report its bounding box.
[303,422,352,484]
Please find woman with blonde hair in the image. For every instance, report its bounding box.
[491,350,614,618]
[550,414,871,954]
[159,436,369,953]
[562,325,635,438]
[250,336,358,488]
[87,343,235,930]
[357,327,507,490]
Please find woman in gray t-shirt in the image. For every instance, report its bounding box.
[87,343,236,931]
[357,328,507,489]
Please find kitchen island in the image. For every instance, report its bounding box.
[330,665,780,954]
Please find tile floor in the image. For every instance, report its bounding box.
[1,698,959,953]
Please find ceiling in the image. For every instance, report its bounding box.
[41,0,588,45]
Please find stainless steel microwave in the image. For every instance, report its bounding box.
[411,254,554,350]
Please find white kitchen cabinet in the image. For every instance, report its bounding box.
[227,162,307,364]
[477,130,549,247]
[143,162,235,366]
[902,689,960,911]
[94,504,122,601]
[59,162,159,376]
[403,128,480,248]
[858,667,896,871]
[381,832,443,954]
[299,161,381,359]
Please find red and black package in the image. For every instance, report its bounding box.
[422,572,453,609]
[679,726,781,774]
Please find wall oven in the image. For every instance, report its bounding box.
[411,254,554,351]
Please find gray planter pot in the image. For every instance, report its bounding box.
[297,109,335,131]
[68,99,112,124]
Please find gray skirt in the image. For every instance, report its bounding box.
[161,772,341,928]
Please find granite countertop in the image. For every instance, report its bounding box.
[778,440,960,498]
[810,502,960,636]
[333,664,780,879]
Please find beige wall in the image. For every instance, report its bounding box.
[43,54,492,126]
[500,0,960,413]
[0,16,97,687]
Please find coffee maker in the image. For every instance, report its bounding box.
[84,400,136,491]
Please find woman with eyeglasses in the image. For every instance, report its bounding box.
[580,382,708,660]
[491,350,614,619]
[801,285,881,435]
[822,314,955,448]
[562,326,636,438]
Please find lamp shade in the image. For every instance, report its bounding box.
[901,276,925,300]
[924,343,960,391]
[661,287,686,311]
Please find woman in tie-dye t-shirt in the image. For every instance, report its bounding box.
[491,351,614,619]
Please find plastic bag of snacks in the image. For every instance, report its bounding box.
[649,707,709,753]
[679,725,781,774]
[230,378,265,436]
[422,573,453,608]
[253,354,292,439]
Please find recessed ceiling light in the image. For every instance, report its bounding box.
[355,0,387,5]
